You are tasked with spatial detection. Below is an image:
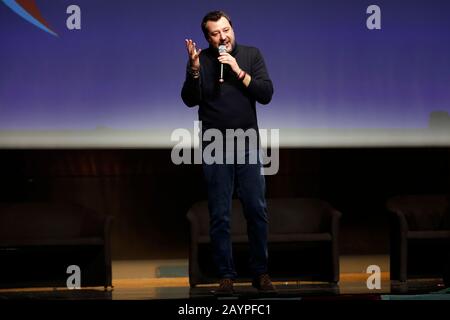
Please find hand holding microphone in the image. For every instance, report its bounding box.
[217,45,240,83]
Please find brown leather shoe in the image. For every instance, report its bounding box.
[252,274,277,293]
[215,278,234,295]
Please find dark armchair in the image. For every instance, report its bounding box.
[388,194,450,282]
[0,202,113,289]
[187,197,342,287]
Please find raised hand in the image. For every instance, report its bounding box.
[185,39,201,70]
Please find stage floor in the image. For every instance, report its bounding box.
[0,255,447,300]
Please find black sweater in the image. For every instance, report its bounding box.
[181,43,273,131]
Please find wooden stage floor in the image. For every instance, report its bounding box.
[0,255,447,300]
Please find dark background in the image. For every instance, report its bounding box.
[1,147,448,260]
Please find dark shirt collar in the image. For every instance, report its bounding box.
[230,42,239,56]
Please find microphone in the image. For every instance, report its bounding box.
[218,44,226,83]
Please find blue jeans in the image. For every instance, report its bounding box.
[202,148,268,279]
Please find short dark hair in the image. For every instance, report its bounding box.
[201,11,232,39]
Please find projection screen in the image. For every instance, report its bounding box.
[1,0,449,148]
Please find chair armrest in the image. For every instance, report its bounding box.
[329,208,342,237]
[388,208,409,235]
[103,215,114,241]
[186,209,200,244]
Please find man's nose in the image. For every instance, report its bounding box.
[219,32,226,40]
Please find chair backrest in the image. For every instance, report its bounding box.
[0,202,106,241]
[187,198,334,237]
[268,198,333,234]
[387,194,450,231]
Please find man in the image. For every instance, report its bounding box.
[181,10,275,294]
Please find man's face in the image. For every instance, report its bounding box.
[205,16,235,52]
